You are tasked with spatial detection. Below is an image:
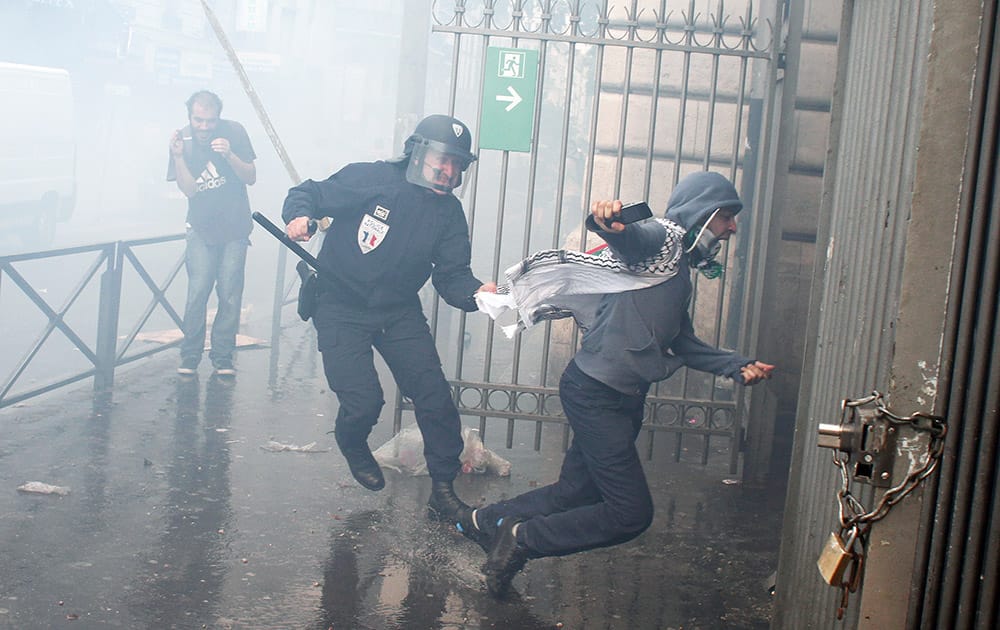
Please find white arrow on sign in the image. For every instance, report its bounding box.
[495,85,523,112]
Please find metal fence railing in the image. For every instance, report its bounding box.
[0,234,185,409]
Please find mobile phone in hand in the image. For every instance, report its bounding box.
[615,201,653,224]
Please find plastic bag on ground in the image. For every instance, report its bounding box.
[373,425,511,477]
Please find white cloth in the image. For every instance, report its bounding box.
[476,218,687,337]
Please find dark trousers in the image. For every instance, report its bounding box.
[478,359,653,557]
[317,307,463,482]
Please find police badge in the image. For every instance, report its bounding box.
[358,214,389,253]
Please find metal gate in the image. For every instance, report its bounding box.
[396,0,784,472]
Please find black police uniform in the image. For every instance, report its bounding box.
[281,160,484,482]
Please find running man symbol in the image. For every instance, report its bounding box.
[499,51,525,78]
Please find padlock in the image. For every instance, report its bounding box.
[817,531,854,586]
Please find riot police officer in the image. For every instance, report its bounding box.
[282,115,496,521]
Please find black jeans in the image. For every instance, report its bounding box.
[317,307,463,482]
[478,359,653,557]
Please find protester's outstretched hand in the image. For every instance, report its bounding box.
[741,361,775,385]
[591,200,626,232]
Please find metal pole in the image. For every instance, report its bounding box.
[200,0,301,185]
[94,243,122,392]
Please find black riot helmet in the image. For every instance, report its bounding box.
[403,115,477,193]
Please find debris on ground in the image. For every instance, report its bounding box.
[260,440,330,453]
[17,481,71,495]
[373,425,511,476]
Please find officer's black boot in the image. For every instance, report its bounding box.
[334,429,385,491]
[427,479,470,522]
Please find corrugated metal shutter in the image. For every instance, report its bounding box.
[772,0,934,626]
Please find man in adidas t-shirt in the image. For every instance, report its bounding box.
[167,90,256,377]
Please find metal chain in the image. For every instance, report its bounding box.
[827,390,947,619]
[832,391,946,530]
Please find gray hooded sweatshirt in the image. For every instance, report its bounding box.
[573,171,752,395]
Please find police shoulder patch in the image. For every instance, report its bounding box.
[358,214,390,254]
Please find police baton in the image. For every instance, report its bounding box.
[252,212,333,277]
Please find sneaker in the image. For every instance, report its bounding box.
[177,359,198,375]
[483,518,530,597]
[455,507,492,553]
[213,360,236,377]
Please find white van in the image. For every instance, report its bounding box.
[0,62,76,249]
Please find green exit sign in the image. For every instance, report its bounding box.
[479,47,538,152]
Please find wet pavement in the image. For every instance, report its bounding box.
[0,324,784,629]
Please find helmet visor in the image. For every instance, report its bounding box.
[405,139,476,193]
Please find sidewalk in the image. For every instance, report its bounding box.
[0,323,782,629]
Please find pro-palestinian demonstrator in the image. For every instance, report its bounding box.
[462,171,775,597]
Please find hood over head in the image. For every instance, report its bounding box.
[664,171,743,230]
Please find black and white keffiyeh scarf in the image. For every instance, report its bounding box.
[477,218,687,337]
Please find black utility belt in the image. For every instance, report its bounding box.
[295,269,372,321]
